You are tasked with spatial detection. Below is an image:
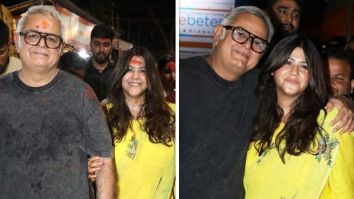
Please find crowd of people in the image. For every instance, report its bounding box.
[0,0,353,198]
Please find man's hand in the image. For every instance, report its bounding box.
[95,157,116,199]
[326,97,354,133]
[88,156,104,182]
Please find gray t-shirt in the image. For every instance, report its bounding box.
[180,56,259,199]
[0,70,113,198]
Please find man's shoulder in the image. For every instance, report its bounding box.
[0,72,14,87]
[107,61,115,70]
[180,56,209,76]
[180,56,206,67]
[243,68,259,82]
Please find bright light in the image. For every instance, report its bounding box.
[77,49,90,59]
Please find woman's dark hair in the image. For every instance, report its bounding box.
[58,51,87,78]
[251,33,329,162]
[107,46,175,146]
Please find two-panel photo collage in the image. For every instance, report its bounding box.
[0,0,353,198]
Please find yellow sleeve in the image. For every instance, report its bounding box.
[324,132,354,198]
[320,108,354,198]
[167,102,176,113]
[153,145,176,199]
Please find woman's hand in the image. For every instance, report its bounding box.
[88,156,104,182]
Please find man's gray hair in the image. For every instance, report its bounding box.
[221,6,274,42]
[17,5,65,39]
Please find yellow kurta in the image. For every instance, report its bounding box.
[244,108,354,199]
[113,103,175,199]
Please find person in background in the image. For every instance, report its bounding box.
[84,24,115,101]
[59,51,87,79]
[0,5,115,198]
[0,18,22,77]
[267,0,302,41]
[244,33,354,198]
[161,58,175,103]
[325,47,354,109]
[268,0,302,34]
[180,6,353,199]
[88,47,175,199]
[111,37,120,64]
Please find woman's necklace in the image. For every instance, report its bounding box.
[127,134,139,159]
[126,103,143,159]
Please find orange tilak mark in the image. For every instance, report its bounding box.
[41,20,49,29]
[130,57,143,65]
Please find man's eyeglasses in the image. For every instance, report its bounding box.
[223,25,268,53]
[19,30,63,49]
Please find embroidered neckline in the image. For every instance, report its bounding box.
[315,133,339,167]
[126,135,138,159]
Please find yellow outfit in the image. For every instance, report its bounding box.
[244,108,354,199]
[111,103,175,199]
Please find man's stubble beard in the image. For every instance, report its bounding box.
[93,52,110,64]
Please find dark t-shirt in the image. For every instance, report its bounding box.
[0,71,112,198]
[84,59,114,101]
[180,56,259,199]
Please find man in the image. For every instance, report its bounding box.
[84,24,115,101]
[0,5,115,199]
[326,47,354,107]
[180,6,274,198]
[161,58,176,103]
[180,6,353,199]
[0,18,22,77]
[268,0,302,37]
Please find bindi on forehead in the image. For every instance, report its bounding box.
[35,20,49,29]
[130,57,143,65]
[41,20,49,29]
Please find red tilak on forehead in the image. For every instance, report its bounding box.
[130,57,143,65]
[41,20,49,29]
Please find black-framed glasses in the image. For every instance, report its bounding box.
[223,25,268,53]
[19,30,63,49]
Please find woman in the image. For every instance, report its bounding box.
[244,34,354,198]
[89,47,175,199]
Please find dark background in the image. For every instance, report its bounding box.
[2,0,352,54]
[2,0,175,56]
